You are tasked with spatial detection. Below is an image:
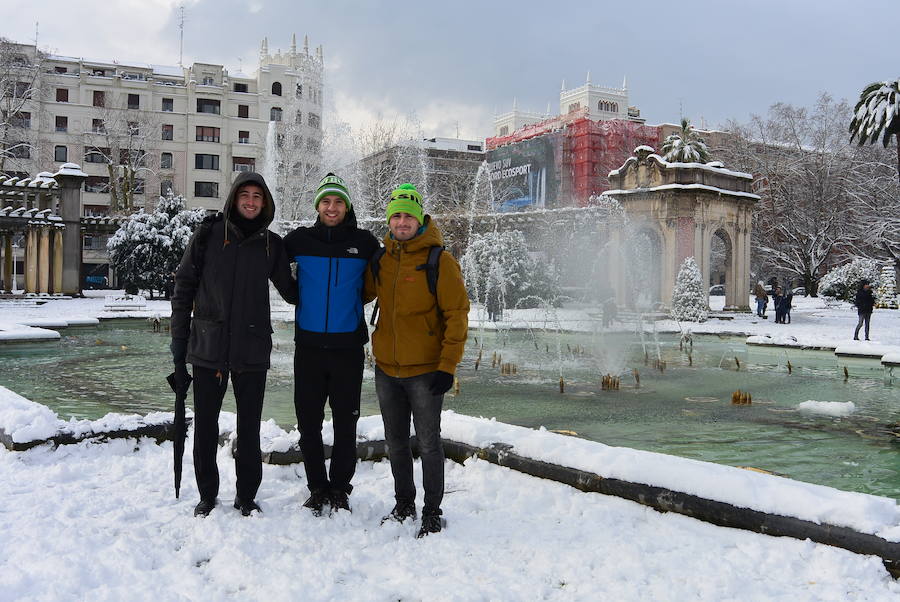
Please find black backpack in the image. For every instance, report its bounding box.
[369,245,444,325]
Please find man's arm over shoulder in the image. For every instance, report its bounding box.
[362,233,382,305]
[269,233,298,305]
[435,252,470,374]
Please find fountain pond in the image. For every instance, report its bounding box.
[0,320,896,498]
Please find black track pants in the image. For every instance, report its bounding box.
[192,366,266,501]
[294,347,364,494]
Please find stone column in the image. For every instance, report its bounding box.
[54,164,88,296]
[52,229,64,294]
[38,227,50,293]
[2,233,11,293]
[25,227,37,293]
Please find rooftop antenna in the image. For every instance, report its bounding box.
[34,21,39,47]
[455,120,460,139]
[178,3,186,67]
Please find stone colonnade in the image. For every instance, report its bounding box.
[605,147,759,311]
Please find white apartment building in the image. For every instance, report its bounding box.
[493,74,644,138]
[5,35,324,214]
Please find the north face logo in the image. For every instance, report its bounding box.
[347,247,358,254]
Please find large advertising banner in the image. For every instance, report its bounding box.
[485,133,559,212]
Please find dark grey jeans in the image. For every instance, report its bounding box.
[375,366,445,513]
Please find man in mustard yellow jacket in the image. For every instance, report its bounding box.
[364,183,469,538]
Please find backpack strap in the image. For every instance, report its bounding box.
[368,246,386,326]
[416,245,444,296]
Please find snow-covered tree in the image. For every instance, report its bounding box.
[107,193,204,298]
[849,78,900,184]
[875,264,898,309]
[818,258,881,301]
[661,118,710,163]
[0,38,45,174]
[719,94,855,295]
[670,257,708,322]
[461,229,559,312]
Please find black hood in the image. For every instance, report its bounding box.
[223,171,276,228]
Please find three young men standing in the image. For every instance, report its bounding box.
[172,174,469,537]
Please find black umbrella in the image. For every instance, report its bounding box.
[166,367,192,498]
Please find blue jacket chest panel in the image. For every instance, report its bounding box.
[295,255,368,332]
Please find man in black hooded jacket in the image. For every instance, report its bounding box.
[283,173,379,515]
[171,172,297,517]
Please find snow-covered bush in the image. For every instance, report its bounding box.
[818,258,881,301]
[875,265,898,309]
[461,229,560,311]
[107,194,205,298]
[670,257,708,322]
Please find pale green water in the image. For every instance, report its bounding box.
[0,321,897,498]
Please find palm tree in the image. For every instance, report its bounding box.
[849,78,900,184]
[661,118,710,163]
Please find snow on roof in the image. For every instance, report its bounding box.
[608,153,754,180]
[150,64,183,77]
[229,71,252,80]
[605,183,761,200]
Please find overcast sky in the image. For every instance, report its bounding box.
[4,0,898,140]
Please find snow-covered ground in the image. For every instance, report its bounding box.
[1,291,900,597]
[2,428,898,600]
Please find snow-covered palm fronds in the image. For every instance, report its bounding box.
[661,118,710,164]
[849,78,900,147]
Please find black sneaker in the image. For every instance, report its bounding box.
[193,498,216,517]
[416,509,443,538]
[302,490,330,516]
[329,490,351,512]
[233,497,262,517]
[381,500,417,524]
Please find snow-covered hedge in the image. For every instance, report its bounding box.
[818,258,881,301]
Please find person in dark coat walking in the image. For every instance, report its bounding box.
[853,280,876,340]
[283,173,379,515]
[170,172,297,517]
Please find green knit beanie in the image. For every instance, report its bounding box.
[314,173,351,209]
[386,183,424,225]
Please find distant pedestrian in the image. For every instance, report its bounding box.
[781,293,793,324]
[853,280,876,340]
[753,281,768,317]
[772,287,785,324]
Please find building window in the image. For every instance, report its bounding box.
[160,180,174,196]
[9,144,30,159]
[54,66,67,74]
[233,157,255,172]
[8,111,30,128]
[238,130,250,144]
[194,181,218,198]
[196,98,220,114]
[499,126,509,136]
[467,144,483,151]
[56,88,68,102]
[91,68,107,77]
[306,139,320,153]
[55,116,68,132]
[127,122,140,136]
[295,83,302,98]
[84,176,109,193]
[195,126,220,142]
[271,81,282,96]
[195,154,219,170]
[307,113,320,129]
[120,149,145,167]
[238,104,249,118]
[160,152,173,169]
[568,102,581,113]
[295,110,303,124]
[161,124,173,140]
[127,93,140,109]
[91,119,105,133]
[93,90,105,107]
[132,179,145,195]
[270,107,282,121]
[234,82,248,93]
[84,148,109,163]
[162,98,173,112]
[201,75,215,86]
[54,146,68,162]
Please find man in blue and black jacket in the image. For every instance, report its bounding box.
[283,173,379,515]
